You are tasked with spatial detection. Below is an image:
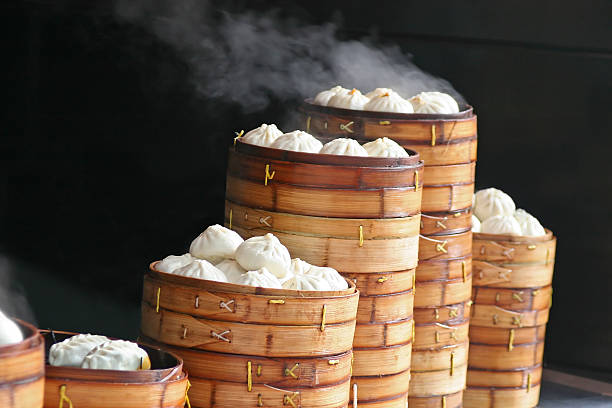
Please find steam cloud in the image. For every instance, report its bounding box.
[0,256,36,324]
[115,0,464,113]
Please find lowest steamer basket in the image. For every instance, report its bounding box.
[0,319,44,408]
[465,229,557,408]
[40,330,188,408]
[141,263,359,408]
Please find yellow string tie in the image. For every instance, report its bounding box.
[435,331,440,343]
[412,319,415,343]
[495,293,501,303]
[306,116,312,132]
[247,361,253,392]
[264,164,275,186]
[257,365,262,376]
[512,316,522,327]
[379,120,391,125]
[257,393,264,407]
[58,385,73,408]
[436,241,448,253]
[450,351,455,376]
[185,380,192,408]
[233,130,244,146]
[532,289,540,296]
[431,125,436,146]
[462,260,467,282]
[434,309,439,320]
[321,305,327,332]
[546,248,550,265]
[328,359,340,365]
[415,171,419,190]
[512,292,524,302]
[155,287,161,313]
[340,121,354,133]
[449,308,458,318]
[285,363,300,379]
[377,276,388,283]
[527,244,537,250]
[229,208,233,230]
[527,373,532,392]
[509,329,515,351]
[442,395,447,408]
[269,299,285,304]
[358,225,364,247]
[436,220,447,229]
[284,393,299,408]
[412,272,416,293]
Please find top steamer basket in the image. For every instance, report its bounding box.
[464,229,557,408]
[141,264,359,408]
[0,319,45,408]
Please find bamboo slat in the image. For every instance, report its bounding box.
[421,183,474,213]
[463,384,541,408]
[341,269,414,296]
[353,318,413,348]
[351,393,408,408]
[0,320,44,408]
[351,369,411,403]
[139,337,351,388]
[232,225,419,273]
[471,285,552,311]
[409,364,468,396]
[467,364,542,388]
[141,303,355,358]
[226,175,422,219]
[402,137,477,166]
[422,162,476,186]
[419,230,472,261]
[413,320,470,350]
[473,235,556,263]
[171,375,350,408]
[408,390,463,408]
[469,325,546,346]
[420,210,472,236]
[356,290,414,323]
[414,275,472,308]
[352,342,412,376]
[416,256,472,282]
[469,304,550,329]
[468,342,544,370]
[472,260,554,289]
[225,201,420,240]
[411,341,469,372]
[143,271,358,326]
[413,300,472,325]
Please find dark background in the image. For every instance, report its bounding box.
[1,0,611,377]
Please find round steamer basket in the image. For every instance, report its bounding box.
[0,319,44,408]
[40,330,187,408]
[141,264,358,408]
[408,390,463,408]
[420,209,472,236]
[463,384,541,408]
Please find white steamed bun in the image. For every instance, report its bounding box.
[270,131,323,154]
[156,253,193,274]
[473,188,516,221]
[481,214,523,235]
[365,88,395,99]
[81,340,150,371]
[514,209,546,236]
[288,258,348,290]
[472,215,481,233]
[235,267,282,289]
[409,92,460,114]
[49,334,110,367]
[283,274,333,291]
[364,91,414,113]
[241,124,284,147]
[215,259,247,283]
[362,137,409,158]
[0,309,23,346]
[314,86,347,106]
[173,259,228,282]
[320,138,368,157]
[235,233,291,279]
[327,88,369,110]
[189,224,244,264]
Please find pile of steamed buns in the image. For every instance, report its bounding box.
[472,188,546,236]
[241,124,409,158]
[157,225,349,291]
[313,86,460,114]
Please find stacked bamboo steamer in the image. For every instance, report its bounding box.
[225,140,423,407]
[140,260,359,408]
[299,101,477,407]
[464,230,556,408]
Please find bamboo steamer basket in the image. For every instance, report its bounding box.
[463,384,541,408]
[353,318,413,348]
[467,364,542,388]
[408,390,463,408]
[416,256,472,282]
[40,330,187,408]
[352,393,408,408]
[413,319,470,350]
[472,285,552,311]
[409,363,467,396]
[413,300,472,325]
[350,369,410,403]
[411,341,469,372]
[419,230,472,262]
[420,209,472,236]
[355,290,414,323]
[341,268,414,296]
[352,342,412,376]
[413,275,472,308]
[0,319,44,408]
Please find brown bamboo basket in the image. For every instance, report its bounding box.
[41,330,187,408]
[341,268,414,296]
[466,229,557,408]
[408,390,463,408]
[141,263,358,407]
[411,341,469,372]
[0,319,44,408]
[420,209,472,236]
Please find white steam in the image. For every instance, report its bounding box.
[115,0,464,113]
[0,255,36,324]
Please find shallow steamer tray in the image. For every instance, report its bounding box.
[0,319,45,408]
[41,330,188,408]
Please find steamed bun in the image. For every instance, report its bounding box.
[189,224,244,264]
[473,188,516,221]
[362,137,409,158]
[472,215,481,233]
[514,209,546,236]
[235,267,282,289]
[270,131,323,154]
[364,91,414,113]
[409,92,460,114]
[156,253,193,274]
[241,124,284,147]
[320,138,368,157]
[81,340,150,371]
[215,259,247,283]
[49,334,110,367]
[327,88,369,110]
[314,86,347,106]
[481,214,522,235]
[235,233,291,279]
[173,259,228,282]
[0,309,23,346]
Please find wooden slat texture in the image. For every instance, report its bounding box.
[468,342,544,370]
[352,342,412,376]
[414,275,472,308]
[469,325,546,346]
[353,318,413,348]
[467,364,542,388]
[420,209,472,236]
[418,230,472,261]
[341,269,414,296]
[413,319,470,350]
[408,390,463,408]
[356,290,414,323]
[463,383,541,408]
[411,341,469,372]
[351,369,411,402]
[413,300,472,324]
[471,285,552,311]
[409,364,468,396]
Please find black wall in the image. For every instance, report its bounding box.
[2,1,611,375]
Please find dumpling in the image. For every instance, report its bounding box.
[156,253,193,274]
[235,268,282,289]
[305,266,348,290]
[270,131,323,154]
[514,209,546,236]
[289,258,312,275]
[283,274,333,291]
[364,92,414,113]
[481,214,523,235]
[365,88,395,99]
[472,215,481,233]
[473,188,516,221]
[81,340,150,371]
[215,259,246,283]
[327,88,369,110]
[189,224,244,264]
[319,138,368,157]
[313,86,347,106]
[173,259,228,282]
[362,137,409,158]
[409,92,460,114]
[241,124,283,147]
[49,334,110,367]
[235,233,291,279]
[0,309,23,346]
